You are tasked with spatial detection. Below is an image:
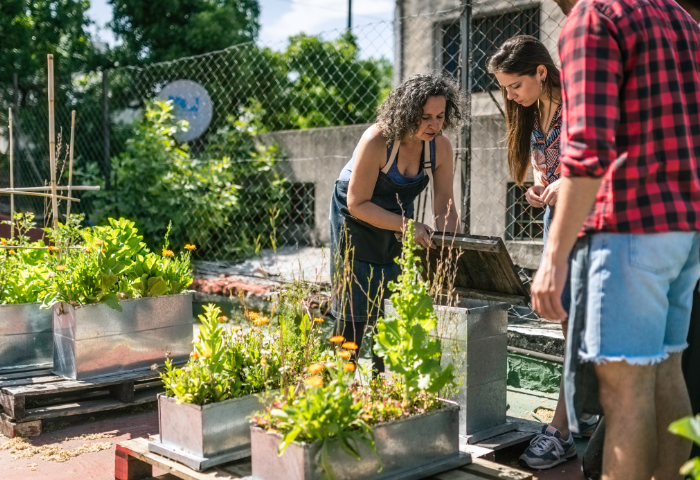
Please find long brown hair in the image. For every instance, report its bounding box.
[487,36,560,184]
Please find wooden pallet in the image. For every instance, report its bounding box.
[115,437,533,480]
[0,366,165,437]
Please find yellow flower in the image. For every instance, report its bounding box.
[56,265,67,272]
[261,358,268,366]
[94,240,104,246]
[184,244,196,250]
[308,364,324,374]
[342,342,358,351]
[203,351,211,359]
[343,363,356,372]
[253,317,270,326]
[218,316,228,323]
[48,246,59,252]
[163,250,174,257]
[313,317,324,323]
[330,336,345,344]
[305,376,323,388]
[232,326,242,332]
[82,247,92,253]
[338,351,351,359]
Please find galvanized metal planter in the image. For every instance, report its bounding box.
[386,298,516,443]
[53,293,193,380]
[149,393,265,471]
[0,302,53,370]
[251,404,471,480]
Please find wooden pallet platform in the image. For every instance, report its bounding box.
[0,366,165,437]
[116,437,533,480]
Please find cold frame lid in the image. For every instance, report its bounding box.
[418,232,530,305]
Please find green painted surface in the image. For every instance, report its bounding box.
[507,353,562,394]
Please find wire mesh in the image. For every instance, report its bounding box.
[0,1,568,301]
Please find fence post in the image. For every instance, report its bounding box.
[460,0,472,234]
[12,73,20,188]
[102,68,111,191]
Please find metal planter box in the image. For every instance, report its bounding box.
[251,404,471,480]
[0,302,53,370]
[149,393,264,471]
[53,293,193,380]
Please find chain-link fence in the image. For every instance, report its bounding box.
[0,1,567,290]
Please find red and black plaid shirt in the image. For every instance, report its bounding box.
[559,0,700,235]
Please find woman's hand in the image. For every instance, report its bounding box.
[541,180,560,206]
[526,185,546,208]
[409,221,435,249]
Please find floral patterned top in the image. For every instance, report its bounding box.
[530,102,562,186]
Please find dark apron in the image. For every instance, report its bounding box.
[330,155,430,323]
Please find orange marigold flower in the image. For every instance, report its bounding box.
[192,351,200,359]
[338,351,351,359]
[261,358,268,366]
[102,248,107,253]
[48,246,59,252]
[218,316,228,323]
[305,376,323,388]
[342,342,358,350]
[204,351,211,359]
[330,336,345,344]
[0,238,7,245]
[313,317,324,323]
[82,247,92,253]
[8,250,15,255]
[94,240,104,246]
[343,363,356,372]
[163,250,174,257]
[184,244,196,250]
[308,364,324,374]
[253,317,270,326]
[56,265,67,272]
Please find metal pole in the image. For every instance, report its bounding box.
[67,110,76,218]
[347,0,352,31]
[47,54,59,231]
[12,74,20,190]
[460,0,472,234]
[102,69,111,191]
[8,108,14,240]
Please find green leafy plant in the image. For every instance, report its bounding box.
[161,304,281,405]
[669,414,700,479]
[253,356,375,480]
[41,217,193,311]
[374,219,456,405]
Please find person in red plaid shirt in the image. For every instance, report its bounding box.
[531,0,700,478]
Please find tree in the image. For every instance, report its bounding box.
[108,0,261,65]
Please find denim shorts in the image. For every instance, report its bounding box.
[570,231,700,364]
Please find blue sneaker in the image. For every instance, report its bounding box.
[519,425,577,470]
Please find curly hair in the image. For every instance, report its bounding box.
[376,71,464,142]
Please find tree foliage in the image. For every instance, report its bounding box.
[108,0,260,65]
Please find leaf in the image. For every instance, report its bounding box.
[278,426,302,456]
[101,293,123,312]
[669,415,700,445]
[101,272,118,293]
[147,277,168,297]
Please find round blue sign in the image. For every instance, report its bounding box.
[158,80,213,142]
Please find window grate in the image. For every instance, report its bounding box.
[506,183,545,241]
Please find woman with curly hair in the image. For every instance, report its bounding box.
[329,71,462,371]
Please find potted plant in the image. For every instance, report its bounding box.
[250,220,471,480]
[0,213,77,370]
[42,218,195,380]
[151,288,334,472]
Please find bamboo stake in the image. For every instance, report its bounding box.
[0,186,99,192]
[0,190,79,202]
[47,54,58,231]
[8,108,14,240]
[66,110,75,218]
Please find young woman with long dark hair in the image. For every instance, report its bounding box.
[488,35,596,470]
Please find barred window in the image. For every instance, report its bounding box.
[473,7,540,92]
[506,183,544,241]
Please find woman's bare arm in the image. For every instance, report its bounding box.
[347,127,406,232]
